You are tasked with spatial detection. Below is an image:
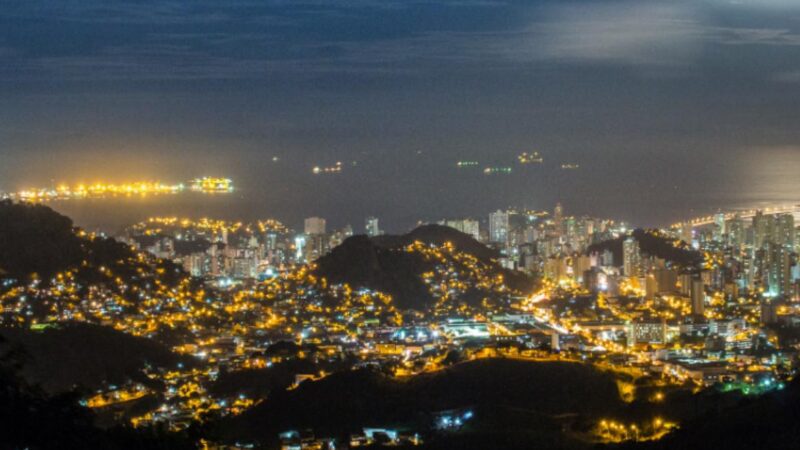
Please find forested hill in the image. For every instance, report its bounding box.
[313,224,534,310]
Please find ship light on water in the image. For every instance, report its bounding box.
[3,177,234,202]
[189,177,234,193]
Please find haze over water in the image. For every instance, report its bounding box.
[46,145,800,233]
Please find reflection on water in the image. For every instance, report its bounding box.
[737,147,800,204]
[691,147,800,217]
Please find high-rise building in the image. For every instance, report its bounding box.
[761,298,779,325]
[714,213,726,243]
[488,210,509,244]
[645,273,657,300]
[775,214,795,249]
[727,215,745,249]
[553,203,564,235]
[304,217,326,236]
[446,219,480,241]
[622,237,641,277]
[600,249,614,267]
[653,268,678,293]
[767,242,792,298]
[753,211,776,250]
[305,234,329,262]
[691,276,705,316]
[294,235,306,262]
[365,216,381,237]
[232,257,257,279]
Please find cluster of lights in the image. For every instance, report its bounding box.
[312,162,343,174]
[189,177,234,193]
[436,410,474,430]
[132,216,288,238]
[2,198,795,443]
[596,418,677,443]
[560,163,580,170]
[453,152,549,171]
[2,177,233,202]
[407,240,513,316]
[483,167,512,175]
[84,384,150,408]
[517,151,543,164]
[11,182,183,201]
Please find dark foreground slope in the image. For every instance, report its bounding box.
[0,322,192,394]
[0,200,84,278]
[623,377,800,450]
[0,333,193,450]
[216,358,623,447]
[0,199,161,281]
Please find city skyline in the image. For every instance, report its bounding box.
[4,191,800,448]
[3,2,800,449]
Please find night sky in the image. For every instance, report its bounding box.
[2,0,800,231]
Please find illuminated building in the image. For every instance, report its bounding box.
[304,217,326,236]
[708,318,746,338]
[488,210,509,244]
[183,253,208,277]
[727,214,745,249]
[573,254,593,282]
[544,256,569,280]
[232,257,257,279]
[766,242,792,297]
[599,249,614,267]
[752,212,781,250]
[304,234,330,262]
[125,216,290,280]
[645,273,657,300]
[553,203,564,234]
[627,320,667,346]
[753,210,775,250]
[714,213,726,243]
[775,213,795,249]
[366,217,381,237]
[653,268,678,293]
[294,235,306,262]
[622,237,641,277]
